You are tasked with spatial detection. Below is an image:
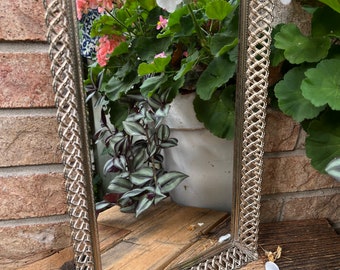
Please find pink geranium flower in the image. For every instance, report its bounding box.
[156,15,168,30]
[76,0,91,20]
[97,0,114,13]
[76,0,115,19]
[154,52,167,59]
[96,35,125,67]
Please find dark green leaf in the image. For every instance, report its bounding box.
[194,87,235,139]
[138,55,171,75]
[301,59,340,110]
[108,101,129,130]
[274,23,331,64]
[104,72,140,101]
[196,56,236,100]
[206,0,233,21]
[312,6,340,37]
[274,67,325,122]
[318,0,340,13]
[306,111,340,173]
[174,51,199,80]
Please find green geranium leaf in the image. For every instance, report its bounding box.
[134,37,172,61]
[194,86,235,139]
[312,6,340,37]
[104,72,140,101]
[318,0,340,13]
[196,56,236,100]
[130,167,154,185]
[158,172,188,193]
[174,51,199,80]
[138,55,171,76]
[123,121,146,136]
[274,23,331,64]
[306,111,340,173]
[109,101,129,130]
[301,59,340,110]
[111,42,129,56]
[206,0,233,21]
[137,0,157,11]
[274,67,325,122]
[210,34,238,57]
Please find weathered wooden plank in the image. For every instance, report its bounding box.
[98,199,228,270]
[98,224,131,253]
[258,219,340,270]
[165,215,231,269]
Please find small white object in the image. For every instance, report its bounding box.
[197,223,204,227]
[280,0,291,5]
[265,261,280,270]
[218,233,231,243]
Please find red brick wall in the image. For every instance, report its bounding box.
[260,2,340,233]
[0,1,71,269]
[262,109,340,232]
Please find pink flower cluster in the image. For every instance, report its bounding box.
[76,0,115,20]
[96,35,125,67]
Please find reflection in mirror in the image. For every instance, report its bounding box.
[44,0,273,269]
[80,0,236,216]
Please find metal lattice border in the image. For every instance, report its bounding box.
[43,0,273,269]
[43,0,101,269]
[189,0,274,268]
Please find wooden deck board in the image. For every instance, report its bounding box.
[98,199,228,270]
[257,219,340,270]
[18,204,340,270]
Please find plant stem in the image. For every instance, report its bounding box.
[105,8,128,30]
[187,4,207,48]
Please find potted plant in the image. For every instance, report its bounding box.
[270,0,340,175]
[77,0,240,216]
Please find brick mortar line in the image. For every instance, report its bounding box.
[261,187,340,201]
[0,108,57,117]
[264,149,306,158]
[0,164,64,177]
[0,214,70,228]
[0,41,49,53]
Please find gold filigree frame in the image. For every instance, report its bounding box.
[43,0,274,269]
